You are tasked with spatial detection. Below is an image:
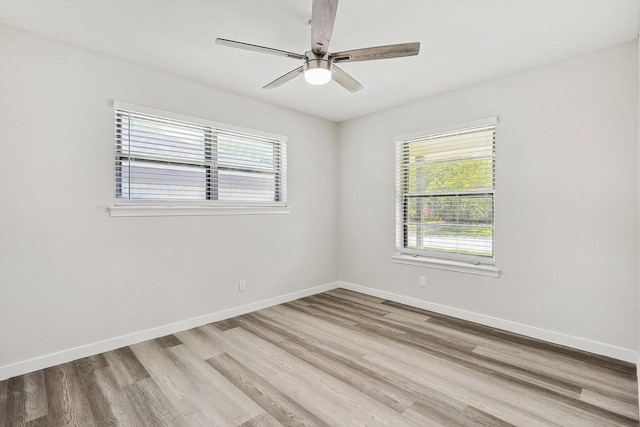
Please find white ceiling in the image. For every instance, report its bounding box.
[1,0,638,122]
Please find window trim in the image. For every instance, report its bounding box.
[108,204,290,217]
[393,117,499,274]
[391,253,500,277]
[109,101,288,217]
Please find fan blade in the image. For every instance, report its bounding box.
[311,0,338,56]
[216,38,305,60]
[332,42,420,63]
[263,66,304,89]
[332,65,363,93]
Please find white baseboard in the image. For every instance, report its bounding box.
[339,281,637,364]
[0,282,340,381]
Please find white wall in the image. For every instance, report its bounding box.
[0,24,339,374]
[338,41,639,357]
[637,33,640,401]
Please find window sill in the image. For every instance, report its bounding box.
[392,253,500,277]
[108,205,291,217]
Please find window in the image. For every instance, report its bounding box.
[395,118,496,266]
[112,102,287,214]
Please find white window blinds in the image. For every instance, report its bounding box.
[395,119,496,263]
[114,103,287,206]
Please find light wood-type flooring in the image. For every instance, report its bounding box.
[1,289,638,426]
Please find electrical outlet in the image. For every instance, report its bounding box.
[419,276,426,288]
[239,279,246,292]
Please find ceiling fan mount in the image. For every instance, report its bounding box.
[216,0,420,92]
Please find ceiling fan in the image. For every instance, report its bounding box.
[216,0,420,92]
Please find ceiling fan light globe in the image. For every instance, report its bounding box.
[304,68,332,85]
[303,58,332,85]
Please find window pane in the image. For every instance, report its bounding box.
[119,160,206,200]
[218,170,275,202]
[119,115,206,163]
[408,157,493,194]
[404,195,493,257]
[218,135,275,171]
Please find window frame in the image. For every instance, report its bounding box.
[393,117,499,276]
[109,101,289,217]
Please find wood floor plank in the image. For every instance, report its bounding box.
[24,415,51,427]
[0,379,8,427]
[222,326,319,379]
[351,312,588,402]
[365,343,637,426]
[402,399,518,427]
[306,296,483,353]
[239,412,284,427]
[277,337,416,412]
[417,306,636,377]
[236,311,373,380]
[328,288,386,304]
[43,363,97,426]
[401,404,459,427]
[174,327,224,359]
[233,313,298,344]
[207,352,330,427]
[123,377,183,427]
[4,376,26,427]
[164,343,264,425]
[153,334,183,349]
[103,346,150,388]
[260,305,377,356]
[473,341,638,400]
[264,360,424,427]
[177,410,215,427]
[22,371,47,422]
[73,356,117,426]
[306,292,394,317]
[213,318,244,331]
[92,365,146,426]
[383,310,431,325]
[128,340,199,416]
[363,350,559,426]
[580,388,640,420]
[1,289,637,426]
[198,324,255,365]
[284,299,360,329]
[460,405,518,427]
